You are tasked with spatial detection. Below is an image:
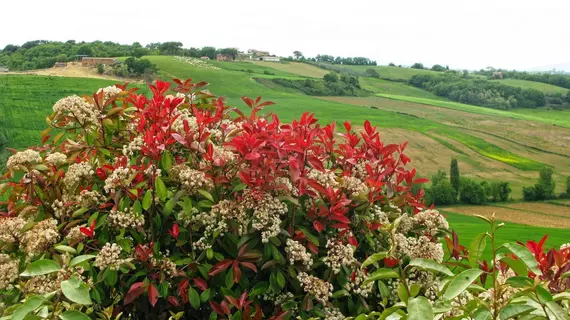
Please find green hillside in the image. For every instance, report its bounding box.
[494,78,570,94]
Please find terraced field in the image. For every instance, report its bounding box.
[494,78,570,94]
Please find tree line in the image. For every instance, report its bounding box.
[285,51,377,66]
[0,40,239,71]
[475,68,570,90]
[409,73,547,109]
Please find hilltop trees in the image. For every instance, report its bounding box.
[426,170,456,205]
[409,73,546,109]
[410,62,424,69]
[312,54,377,66]
[293,50,303,60]
[364,68,380,78]
[523,166,557,200]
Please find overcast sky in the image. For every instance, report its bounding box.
[2,0,569,70]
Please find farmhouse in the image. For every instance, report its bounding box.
[54,62,67,68]
[216,54,233,61]
[259,56,280,62]
[81,57,119,67]
[0,66,8,72]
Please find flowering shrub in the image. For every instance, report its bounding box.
[0,79,568,319]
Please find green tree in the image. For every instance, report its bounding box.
[323,72,339,83]
[199,46,216,59]
[431,64,446,72]
[459,179,487,204]
[219,48,238,60]
[388,62,395,67]
[97,63,104,74]
[450,158,460,196]
[523,167,556,201]
[365,68,380,78]
[293,51,303,60]
[410,62,424,69]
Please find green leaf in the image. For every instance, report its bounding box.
[443,269,484,301]
[397,283,409,303]
[501,243,542,276]
[409,284,420,298]
[363,268,399,285]
[536,285,553,304]
[545,301,568,320]
[276,271,286,289]
[498,304,535,320]
[59,310,91,320]
[69,255,96,267]
[200,288,211,303]
[407,297,433,320]
[232,183,247,193]
[553,292,570,302]
[361,252,387,269]
[12,296,45,320]
[561,271,570,280]
[408,258,454,276]
[142,190,152,210]
[473,214,491,224]
[501,257,528,277]
[468,233,488,267]
[189,286,200,309]
[156,177,167,201]
[198,189,214,202]
[249,282,268,297]
[504,276,533,288]
[104,270,118,286]
[55,245,77,254]
[472,307,493,320]
[132,200,142,215]
[20,260,61,277]
[332,289,349,298]
[161,151,173,171]
[61,276,92,305]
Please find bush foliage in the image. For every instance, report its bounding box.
[0,79,568,319]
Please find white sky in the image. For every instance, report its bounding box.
[2,0,569,70]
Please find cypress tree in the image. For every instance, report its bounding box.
[450,158,460,194]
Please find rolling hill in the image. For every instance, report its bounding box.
[1,56,569,252]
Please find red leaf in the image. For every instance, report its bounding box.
[168,296,180,307]
[239,261,258,273]
[209,259,233,276]
[384,257,399,267]
[330,214,350,224]
[233,260,242,283]
[192,278,208,291]
[413,178,429,184]
[148,284,159,307]
[169,224,180,239]
[124,282,145,305]
[245,152,261,161]
[210,301,225,316]
[307,242,319,255]
[226,295,240,309]
[313,220,325,233]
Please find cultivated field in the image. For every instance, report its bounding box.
[250,61,329,78]
[493,78,570,94]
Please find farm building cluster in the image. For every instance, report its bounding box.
[215,49,280,62]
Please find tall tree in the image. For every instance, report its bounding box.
[450,158,460,195]
[293,51,303,60]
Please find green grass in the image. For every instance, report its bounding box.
[434,128,545,171]
[0,75,119,150]
[375,93,570,128]
[360,78,447,100]
[331,64,440,81]
[493,78,570,95]
[443,210,568,261]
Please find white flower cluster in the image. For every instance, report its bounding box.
[94,243,127,270]
[169,164,213,194]
[63,162,94,189]
[171,109,198,135]
[561,243,570,251]
[52,190,103,218]
[410,209,449,237]
[323,240,355,274]
[273,176,299,197]
[285,239,313,268]
[25,266,87,294]
[108,208,145,231]
[344,268,374,297]
[394,234,444,263]
[0,254,19,290]
[104,165,133,194]
[340,176,368,195]
[178,207,199,227]
[0,217,25,244]
[478,269,518,309]
[149,255,177,277]
[244,191,288,243]
[122,136,144,156]
[65,226,86,243]
[261,292,295,306]
[191,200,238,250]
[369,205,389,225]
[174,56,221,70]
[6,149,42,170]
[21,219,59,256]
[45,152,67,165]
[297,272,333,304]
[97,85,122,101]
[324,307,345,320]
[53,95,101,127]
[211,144,236,164]
[308,169,339,189]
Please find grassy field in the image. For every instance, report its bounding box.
[493,78,570,94]
[329,64,440,81]
[360,77,447,100]
[444,209,568,261]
